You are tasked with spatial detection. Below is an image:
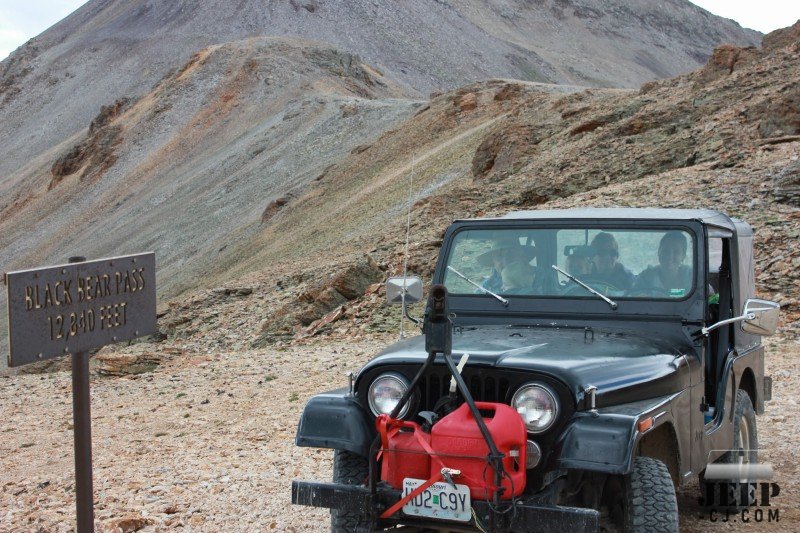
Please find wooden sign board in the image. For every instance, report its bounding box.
[5,253,156,367]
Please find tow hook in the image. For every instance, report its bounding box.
[441,468,461,489]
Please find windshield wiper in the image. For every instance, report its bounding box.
[551,265,618,310]
[446,266,509,306]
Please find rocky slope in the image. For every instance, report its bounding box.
[0,37,420,365]
[198,23,798,346]
[0,0,759,180]
[0,1,763,367]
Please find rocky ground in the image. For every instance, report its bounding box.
[1,332,798,532]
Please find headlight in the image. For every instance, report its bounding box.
[368,373,410,418]
[512,383,559,433]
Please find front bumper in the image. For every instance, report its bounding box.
[291,480,599,532]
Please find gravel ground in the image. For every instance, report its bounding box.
[1,333,798,532]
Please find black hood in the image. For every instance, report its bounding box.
[359,326,692,407]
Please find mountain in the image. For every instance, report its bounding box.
[0,0,759,182]
[1,36,417,289]
[0,2,769,367]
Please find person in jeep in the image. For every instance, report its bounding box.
[588,231,635,290]
[634,231,693,296]
[292,209,779,533]
[500,260,537,294]
[478,235,535,293]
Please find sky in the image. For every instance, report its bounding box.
[1,1,799,61]
[0,0,89,60]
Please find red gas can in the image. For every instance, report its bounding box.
[377,415,431,489]
[430,401,527,499]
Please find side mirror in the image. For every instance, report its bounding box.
[742,298,780,336]
[386,276,423,305]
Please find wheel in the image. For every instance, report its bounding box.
[331,449,369,532]
[607,457,678,533]
[715,389,758,507]
[723,389,758,468]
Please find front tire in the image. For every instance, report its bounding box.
[607,456,678,533]
[331,449,369,532]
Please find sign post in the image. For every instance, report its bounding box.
[67,256,94,533]
[4,252,157,533]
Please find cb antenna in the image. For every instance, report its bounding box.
[399,152,415,339]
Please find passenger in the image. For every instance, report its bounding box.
[501,261,536,295]
[477,236,534,293]
[634,231,693,296]
[589,232,635,290]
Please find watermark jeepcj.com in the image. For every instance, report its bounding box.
[699,451,781,524]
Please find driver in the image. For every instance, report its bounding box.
[501,261,536,294]
[477,236,535,293]
[566,246,595,277]
[589,232,635,290]
[634,231,692,296]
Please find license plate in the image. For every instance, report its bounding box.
[402,478,471,522]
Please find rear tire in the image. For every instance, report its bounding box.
[723,389,758,467]
[331,449,369,533]
[716,389,759,507]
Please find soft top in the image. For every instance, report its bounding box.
[458,208,739,232]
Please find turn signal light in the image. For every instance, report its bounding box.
[526,440,542,469]
[637,417,654,432]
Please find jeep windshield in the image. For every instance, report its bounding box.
[442,227,697,300]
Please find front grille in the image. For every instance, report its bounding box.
[358,364,575,493]
[419,368,512,411]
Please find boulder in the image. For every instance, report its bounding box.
[107,515,152,533]
[458,92,478,112]
[698,44,759,83]
[95,351,161,376]
[49,99,129,188]
[472,133,501,178]
[261,197,289,223]
[328,255,383,299]
[257,255,383,341]
[753,87,800,138]
[773,160,800,207]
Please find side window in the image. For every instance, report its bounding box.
[708,237,723,297]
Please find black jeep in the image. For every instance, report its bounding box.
[291,208,780,532]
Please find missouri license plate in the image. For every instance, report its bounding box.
[401,478,471,522]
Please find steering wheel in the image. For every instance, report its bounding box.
[626,286,671,298]
[561,279,622,296]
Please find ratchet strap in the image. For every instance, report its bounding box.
[380,469,443,519]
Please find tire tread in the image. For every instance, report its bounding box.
[331,449,368,532]
[625,456,678,533]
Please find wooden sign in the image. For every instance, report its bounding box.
[5,253,156,367]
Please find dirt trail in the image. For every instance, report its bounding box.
[331,114,508,218]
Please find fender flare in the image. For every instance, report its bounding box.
[556,412,638,474]
[295,388,375,457]
[556,393,681,475]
